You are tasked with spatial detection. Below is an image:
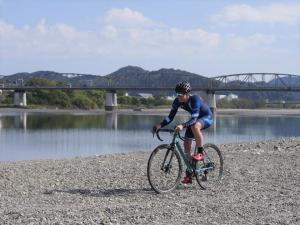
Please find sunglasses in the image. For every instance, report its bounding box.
[176,93,185,96]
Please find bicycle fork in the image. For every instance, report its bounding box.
[160,145,176,173]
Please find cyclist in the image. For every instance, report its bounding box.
[152,81,213,184]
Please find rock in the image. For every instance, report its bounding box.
[274,145,281,150]
[0,137,300,225]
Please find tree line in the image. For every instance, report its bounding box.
[0,78,172,109]
[0,78,297,109]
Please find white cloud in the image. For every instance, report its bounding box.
[104,8,156,28]
[1,8,219,60]
[36,19,47,35]
[102,25,118,39]
[100,8,220,54]
[0,21,24,40]
[0,19,102,58]
[213,3,300,25]
[0,7,299,75]
[169,28,219,47]
[226,33,276,51]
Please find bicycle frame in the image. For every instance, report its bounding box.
[148,128,223,193]
[169,132,213,175]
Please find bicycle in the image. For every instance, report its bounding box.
[147,128,223,194]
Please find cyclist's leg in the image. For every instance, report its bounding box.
[191,122,203,148]
[184,138,193,159]
[192,116,213,149]
[184,127,194,160]
[182,134,193,183]
[191,117,213,161]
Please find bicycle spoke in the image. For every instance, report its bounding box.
[147,145,182,193]
[195,143,223,189]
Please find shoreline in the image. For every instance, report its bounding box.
[1,107,300,116]
[0,137,299,224]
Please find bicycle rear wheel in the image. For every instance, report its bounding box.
[195,143,223,190]
[147,144,182,194]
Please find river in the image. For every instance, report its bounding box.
[1,111,300,161]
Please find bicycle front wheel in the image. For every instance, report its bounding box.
[147,144,182,194]
[195,143,223,190]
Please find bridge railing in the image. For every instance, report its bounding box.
[1,73,300,91]
[210,73,300,90]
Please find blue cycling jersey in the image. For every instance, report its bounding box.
[160,95,212,128]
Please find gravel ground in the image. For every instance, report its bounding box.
[0,137,299,225]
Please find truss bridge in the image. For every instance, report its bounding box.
[1,72,299,111]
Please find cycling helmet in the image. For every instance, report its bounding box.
[175,81,191,95]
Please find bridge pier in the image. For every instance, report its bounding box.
[206,90,216,113]
[105,90,117,111]
[14,90,27,107]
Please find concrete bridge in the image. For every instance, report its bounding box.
[1,73,300,111]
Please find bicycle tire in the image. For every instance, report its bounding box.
[195,143,223,190]
[147,144,182,194]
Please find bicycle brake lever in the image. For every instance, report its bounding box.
[151,126,157,138]
[156,130,164,142]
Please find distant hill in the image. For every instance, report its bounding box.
[266,76,300,100]
[268,76,300,88]
[102,66,209,88]
[0,71,99,86]
[0,66,210,90]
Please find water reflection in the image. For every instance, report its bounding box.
[0,112,299,161]
[105,113,117,130]
[0,113,161,131]
[0,112,299,137]
[15,112,27,130]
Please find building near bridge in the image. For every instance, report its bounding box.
[216,93,238,101]
[166,96,175,101]
[137,93,153,99]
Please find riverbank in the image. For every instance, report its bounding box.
[1,137,299,224]
[1,107,300,116]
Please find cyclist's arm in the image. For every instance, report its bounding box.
[160,99,179,128]
[182,112,199,128]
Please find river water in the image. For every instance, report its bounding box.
[1,111,300,161]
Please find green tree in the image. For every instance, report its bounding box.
[0,93,5,104]
[72,93,96,109]
[50,91,71,108]
[24,78,105,109]
[85,90,105,108]
[131,97,140,106]
[217,98,265,109]
[118,96,131,105]
[154,96,169,106]
[26,78,57,87]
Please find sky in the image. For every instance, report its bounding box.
[0,0,300,77]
